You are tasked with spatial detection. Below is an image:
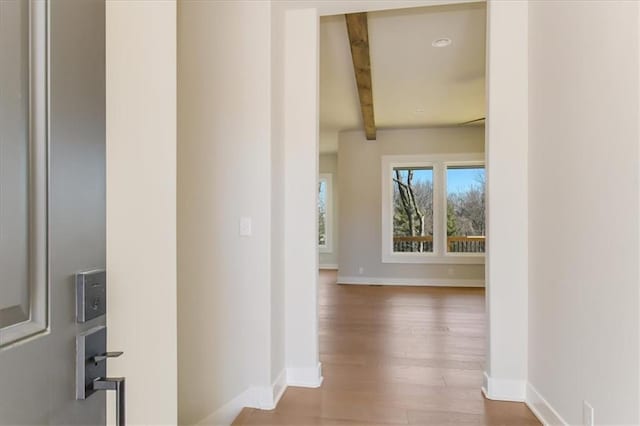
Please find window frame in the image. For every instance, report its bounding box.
[381,154,484,264]
[318,173,333,253]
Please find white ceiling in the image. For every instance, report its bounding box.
[319,2,486,144]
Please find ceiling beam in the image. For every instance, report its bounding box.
[345,12,376,140]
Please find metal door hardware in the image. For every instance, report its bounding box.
[76,326,126,425]
[91,351,123,365]
[93,377,126,426]
[76,270,107,322]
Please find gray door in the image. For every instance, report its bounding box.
[0,0,106,424]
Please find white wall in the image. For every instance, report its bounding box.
[337,128,485,284]
[270,0,286,396]
[482,0,528,401]
[528,1,640,424]
[319,154,339,267]
[282,7,323,387]
[319,130,339,153]
[178,1,274,424]
[105,1,177,425]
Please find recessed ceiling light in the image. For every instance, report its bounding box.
[432,38,452,48]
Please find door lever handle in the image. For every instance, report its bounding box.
[93,377,125,426]
[91,351,123,365]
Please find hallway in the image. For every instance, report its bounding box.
[233,271,538,425]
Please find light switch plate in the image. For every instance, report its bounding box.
[240,217,252,236]
[76,269,106,323]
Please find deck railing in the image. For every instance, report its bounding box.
[393,235,486,253]
[393,236,434,252]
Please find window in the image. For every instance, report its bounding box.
[318,174,332,252]
[446,166,485,254]
[382,155,484,264]
[392,167,433,253]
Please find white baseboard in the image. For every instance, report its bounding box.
[481,372,526,402]
[195,387,254,426]
[319,264,339,270]
[195,370,288,426]
[196,364,323,426]
[525,382,568,426]
[286,362,323,388]
[482,375,568,425]
[337,275,485,287]
[270,369,288,409]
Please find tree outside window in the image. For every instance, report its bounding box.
[392,167,433,253]
[446,166,485,253]
[318,179,327,247]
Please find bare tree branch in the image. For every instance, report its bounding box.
[394,170,413,236]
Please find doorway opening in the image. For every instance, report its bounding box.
[281,0,529,419]
[309,3,525,422]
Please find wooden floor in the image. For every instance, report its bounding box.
[233,271,539,426]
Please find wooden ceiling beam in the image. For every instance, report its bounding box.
[345,12,376,140]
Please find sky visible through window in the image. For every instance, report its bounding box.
[393,167,484,191]
[394,168,432,184]
[319,181,326,203]
[447,167,485,194]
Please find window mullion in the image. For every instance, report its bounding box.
[432,162,444,257]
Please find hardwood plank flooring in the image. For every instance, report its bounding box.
[233,271,539,425]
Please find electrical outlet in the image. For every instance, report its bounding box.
[583,400,594,426]
[358,267,364,275]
